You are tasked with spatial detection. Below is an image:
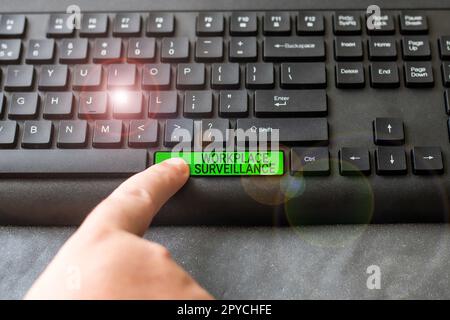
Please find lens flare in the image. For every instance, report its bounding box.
[111,90,129,105]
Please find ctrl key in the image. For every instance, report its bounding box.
[290,147,330,176]
[412,147,444,175]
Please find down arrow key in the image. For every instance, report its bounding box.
[376,147,407,175]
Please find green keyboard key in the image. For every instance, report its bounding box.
[154,151,284,176]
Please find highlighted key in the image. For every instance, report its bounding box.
[154,151,284,176]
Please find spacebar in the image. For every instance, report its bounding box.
[0,150,148,177]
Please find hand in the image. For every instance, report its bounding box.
[25,158,213,300]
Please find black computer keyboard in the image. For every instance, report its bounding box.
[2,0,450,225]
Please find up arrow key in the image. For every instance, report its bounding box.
[374,118,404,145]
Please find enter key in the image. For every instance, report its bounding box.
[254,90,327,117]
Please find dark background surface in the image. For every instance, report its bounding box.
[1,225,450,299]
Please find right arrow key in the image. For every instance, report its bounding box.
[373,117,405,145]
[412,146,444,175]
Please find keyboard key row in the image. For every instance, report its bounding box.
[1,61,438,92]
[0,117,329,148]
[0,36,437,67]
[0,146,442,177]
[1,89,328,120]
[369,61,434,88]
[0,11,431,41]
[336,146,443,175]
[1,62,328,91]
[46,13,174,38]
[334,64,410,89]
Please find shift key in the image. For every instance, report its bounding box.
[264,36,325,61]
[255,90,327,116]
[236,118,328,145]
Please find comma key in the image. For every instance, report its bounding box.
[129,119,158,148]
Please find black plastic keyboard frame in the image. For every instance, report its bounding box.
[1,0,450,226]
